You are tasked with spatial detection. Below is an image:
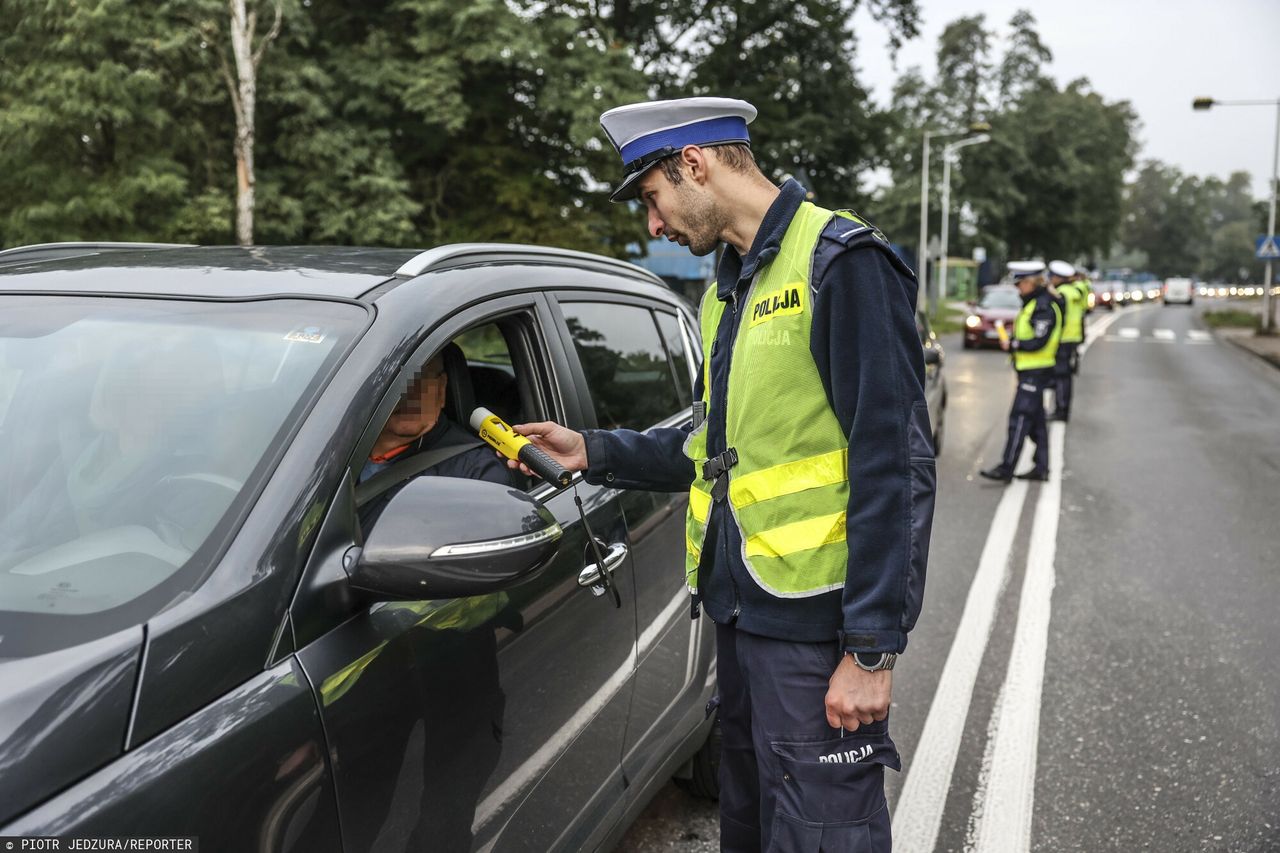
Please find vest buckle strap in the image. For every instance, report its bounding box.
[701,447,738,482]
[703,447,738,502]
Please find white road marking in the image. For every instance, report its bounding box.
[970,421,1066,853]
[1152,328,1176,342]
[1117,327,1140,339]
[1079,310,1124,356]
[892,445,1033,853]
[1187,329,1214,343]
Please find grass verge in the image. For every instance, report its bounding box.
[1202,310,1260,331]
[931,305,973,335]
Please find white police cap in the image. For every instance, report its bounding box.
[1048,260,1075,278]
[600,97,757,202]
[1008,260,1046,280]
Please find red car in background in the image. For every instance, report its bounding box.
[963,285,1023,349]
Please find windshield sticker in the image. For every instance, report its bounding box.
[284,326,326,344]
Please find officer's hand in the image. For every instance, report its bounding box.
[825,654,892,732]
[506,421,589,477]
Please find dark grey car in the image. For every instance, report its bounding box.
[0,242,718,851]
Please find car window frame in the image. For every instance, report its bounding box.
[345,292,574,509]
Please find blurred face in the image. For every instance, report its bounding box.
[1016,275,1042,296]
[383,356,447,442]
[636,156,729,257]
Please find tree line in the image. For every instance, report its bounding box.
[0,0,1268,280]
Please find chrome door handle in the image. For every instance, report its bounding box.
[578,542,629,588]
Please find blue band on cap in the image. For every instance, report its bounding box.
[619,117,750,169]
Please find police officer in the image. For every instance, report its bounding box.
[981,261,1062,483]
[1048,260,1085,421]
[503,97,935,851]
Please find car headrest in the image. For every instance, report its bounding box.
[441,342,476,425]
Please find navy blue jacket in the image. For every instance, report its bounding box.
[582,180,935,654]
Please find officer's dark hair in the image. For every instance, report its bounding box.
[658,143,759,185]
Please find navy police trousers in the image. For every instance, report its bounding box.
[1052,342,1078,417]
[999,369,1051,473]
[716,623,899,852]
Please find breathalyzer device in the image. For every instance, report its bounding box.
[470,407,572,487]
[995,319,1009,348]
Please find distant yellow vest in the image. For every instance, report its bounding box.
[1058,281,1087,343]
[1013,294,1062,371]
[683,202,864,598]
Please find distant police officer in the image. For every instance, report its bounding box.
[1049,259,1086,421]
[502,97,935,852]
[981,261,1062,483]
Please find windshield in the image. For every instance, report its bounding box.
[0,296,365,656]
[979,289,1022,310]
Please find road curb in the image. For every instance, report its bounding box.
[1215,329,1280,371]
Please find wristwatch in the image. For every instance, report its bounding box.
[851,652,897,672]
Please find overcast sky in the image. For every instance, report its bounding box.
[851,0,1280,201]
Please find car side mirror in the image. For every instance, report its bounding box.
[923,347,941,366]
[349,477,561,601]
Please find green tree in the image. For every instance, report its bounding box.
[0,0,204,244]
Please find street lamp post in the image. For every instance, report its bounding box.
[1193,96,1280,334]
[937,134,991,312]
[919,122,990,317]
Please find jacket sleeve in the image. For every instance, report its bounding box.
[1011,295,1059,352]
[810,234,936,654]
[581,426,695,492]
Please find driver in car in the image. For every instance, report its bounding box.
[359,346,510,505]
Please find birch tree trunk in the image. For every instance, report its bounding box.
[221,0,282,246]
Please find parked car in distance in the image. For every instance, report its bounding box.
[1163,277,1194,305]
[0,241,719,853]
[963,285,1023,349]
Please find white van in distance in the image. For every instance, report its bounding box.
[1163,277,1194,305]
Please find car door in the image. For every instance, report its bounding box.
[292,291,637,853]
[550,293,714,792]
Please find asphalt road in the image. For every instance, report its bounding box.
[618,299,1280,852]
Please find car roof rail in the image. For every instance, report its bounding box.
[0,242,195,266]
[394,243,665,286]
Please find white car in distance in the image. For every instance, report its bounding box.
[1163,277,1194,305]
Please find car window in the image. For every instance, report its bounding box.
[980,289,1022,310]
[355,314,547,524]
[0,295,365,654]
[654,310,693,407]
[561,302,683,430]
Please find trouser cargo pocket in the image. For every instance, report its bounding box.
[766,723,899,852]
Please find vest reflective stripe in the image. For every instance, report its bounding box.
[689,483,712,524]
[744,511,847,559]
[728,448,848,509]
[1060,282,1086,343]
[683,201,860,599]
[1013,297,1062,371]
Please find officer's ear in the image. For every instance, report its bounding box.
[680,145,711,188]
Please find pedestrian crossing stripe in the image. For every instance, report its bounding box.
[1102,329,1216,344]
